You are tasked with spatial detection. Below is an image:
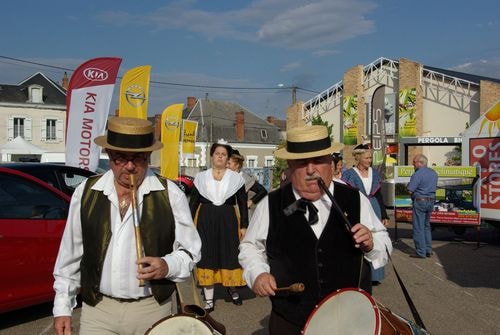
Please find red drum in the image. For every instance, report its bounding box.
[302,288,428,335]
[144,314,213,335]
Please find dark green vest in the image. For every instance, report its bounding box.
[79,175,176,306]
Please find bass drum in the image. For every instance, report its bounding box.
[302,288,429,335]
[145,314,213,335]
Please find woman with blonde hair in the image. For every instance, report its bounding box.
[342,144,389,285]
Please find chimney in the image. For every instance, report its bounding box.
[62,72,69,90]
[266,116,276,125]
[187,96,197,111]
[235,110,245,141]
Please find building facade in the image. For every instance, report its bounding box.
[0,72,68,161]
[301,57,500,168]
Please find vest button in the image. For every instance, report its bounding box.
[317,248,323,253]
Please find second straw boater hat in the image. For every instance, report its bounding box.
[94,117,163,152]
[274,125,344,160]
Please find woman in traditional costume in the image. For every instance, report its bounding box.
[189,142,248,312]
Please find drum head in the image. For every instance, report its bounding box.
[303,288,381,335]
[145,315,213,335]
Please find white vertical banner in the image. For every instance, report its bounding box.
[65,57,122,171]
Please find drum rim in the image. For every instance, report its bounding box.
[302,287,381,335]
[144,314,212,335]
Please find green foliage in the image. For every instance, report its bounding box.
[311,114,334,140]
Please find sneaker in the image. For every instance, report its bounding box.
[409,253,426,259]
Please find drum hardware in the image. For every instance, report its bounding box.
[275,282,305,293]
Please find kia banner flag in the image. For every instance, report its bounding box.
[371,85,386,175]
[118,65,151,119]
[181,120,198,159]
[65,57,122,172]
[160,103,183,179]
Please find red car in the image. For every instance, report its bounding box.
[0,167,71,313]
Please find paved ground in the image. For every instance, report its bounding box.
[1,220,499,334]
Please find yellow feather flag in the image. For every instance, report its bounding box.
[160,103,183,179]
[118,65,151,119]
[181,120,198,158]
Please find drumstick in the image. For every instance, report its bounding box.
[275,283,305,293]
[130,174,145,287]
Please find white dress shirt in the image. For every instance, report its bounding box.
[238,182,392,288]
[53,170,201,317]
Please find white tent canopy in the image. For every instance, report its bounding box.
[0,136,47,154]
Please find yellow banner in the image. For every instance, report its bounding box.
[398,88,417,137]
[118,65,151,119]
[342,95,358,145]
[160,104,183,179]
[181,120,198,158]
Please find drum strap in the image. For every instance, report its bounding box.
[385,246,428,331]
[175,274,227,335]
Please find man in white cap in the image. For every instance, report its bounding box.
[239,125,392,334]
[53,117,201,335]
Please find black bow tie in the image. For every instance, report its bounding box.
[284,198,319,225]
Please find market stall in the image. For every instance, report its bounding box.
[393,165,482,243]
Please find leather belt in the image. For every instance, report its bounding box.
[101,293,152,303]
[414,197,434,201]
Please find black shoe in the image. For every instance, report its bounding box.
[426,252,433,257]
[409,253,426,259]
[227,288,243,306]
[371,281,381,286]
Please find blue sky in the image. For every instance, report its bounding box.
[1,0,499,120]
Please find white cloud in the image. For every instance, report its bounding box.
[96,0,377,49]
[450,57,500,79]
[280,61,301,72]
[312,49,339,57]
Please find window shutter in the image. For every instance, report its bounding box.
[25,118,32,141]
[56,119,64,142]
[41,118,47,141]
[8,117,14,140]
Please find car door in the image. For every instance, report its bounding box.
[0,169,70,313]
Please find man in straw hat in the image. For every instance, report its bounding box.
[53,117,201,335]
[239,125,392,334]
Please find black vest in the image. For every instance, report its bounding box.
[267,182,371,327]
[79,175,176,306]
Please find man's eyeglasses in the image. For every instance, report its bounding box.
[110,154,148,166]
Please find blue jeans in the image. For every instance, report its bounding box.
[412,199,434,257]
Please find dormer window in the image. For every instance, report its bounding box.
[28,84,43,103]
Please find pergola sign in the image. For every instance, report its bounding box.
[399,136,462,164]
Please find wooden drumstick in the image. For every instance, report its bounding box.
[130,174,145,287]
[275,283,305,293]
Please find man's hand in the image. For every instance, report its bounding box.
[351,223,374,252]
[137,256,168,280]
[54,316,72,335]
[252,273,277,297]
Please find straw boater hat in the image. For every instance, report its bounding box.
[94,117,163,152]
[275,125,344,160]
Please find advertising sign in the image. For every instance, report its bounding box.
[394,165,480,226]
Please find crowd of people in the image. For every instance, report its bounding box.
[52,116,436,335]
